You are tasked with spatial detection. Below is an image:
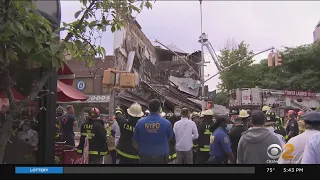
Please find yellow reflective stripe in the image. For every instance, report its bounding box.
[76,149,108,155]
[285,135,289,140]
[204,132,211,135]
[117,149,140,159]
[169,153,177,160]
[193,144,198,148]
[199,148,210,152]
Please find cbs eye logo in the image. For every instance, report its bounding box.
[267,144,283,159]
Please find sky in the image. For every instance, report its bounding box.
[60,1,320,91]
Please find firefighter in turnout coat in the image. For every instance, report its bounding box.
[77,108,108,164]
[117,103,144,164]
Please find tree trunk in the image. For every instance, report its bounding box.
[0,69,53,163]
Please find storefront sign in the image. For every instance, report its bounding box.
[284,90,316,97]
[76,80,86,91]
[86,95,110,103]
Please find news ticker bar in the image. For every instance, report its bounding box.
[15,167,255,174]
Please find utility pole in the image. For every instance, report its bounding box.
[199,0,206,111]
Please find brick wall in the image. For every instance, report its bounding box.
[66,55,116,95]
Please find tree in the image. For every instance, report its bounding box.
[218,41,254,91]
[0,0,153,163]
[217,40,320,93]
[214,91,229,106]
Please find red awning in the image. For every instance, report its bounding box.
[57,80,89,102]
[58,63,74,86]
[0,87,25,101]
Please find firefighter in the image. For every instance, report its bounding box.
[265,109,286,146]
[274,115,286,137]
[117,103,143,164]
[238,109,250,129]
[195,109,214,164]
[166,111,178,164]
[191,112,201,163]
[297,110,305,134]
[77,107,108,164]
[55,106,65,142]
[191,112,201,127]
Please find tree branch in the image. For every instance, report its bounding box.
[63,0,97,42]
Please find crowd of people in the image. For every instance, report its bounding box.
[55,100,320,164]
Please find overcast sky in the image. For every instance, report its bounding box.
[61,1,320,90]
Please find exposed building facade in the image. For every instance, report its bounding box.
[113,17,202,112]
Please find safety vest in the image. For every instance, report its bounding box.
[77,120,109,156]
[106,122,116,151]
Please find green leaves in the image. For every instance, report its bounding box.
[74,10,82,19]
[219,40,320,92]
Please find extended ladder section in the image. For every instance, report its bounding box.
[203,41,224,71]
[199,33,224,72]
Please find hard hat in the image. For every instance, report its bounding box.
[262,106,271,112]
[298,111,304,116]
[288,110,295,115]
[89,108,100,119]
[202,109,214,116]
[301,111,320,122]
[56,106,65,116]
[127,103,144,118]
[115,106,122,114]
[191,112,200,117]
[238,109,249,118]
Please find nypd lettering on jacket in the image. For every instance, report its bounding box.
[145,122,160,133]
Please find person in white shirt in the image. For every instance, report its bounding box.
[278,111,320,164]
[173,108,199,164]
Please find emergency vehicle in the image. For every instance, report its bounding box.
[228,87,320,118]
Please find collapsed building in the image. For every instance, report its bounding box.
[113,17,202,112]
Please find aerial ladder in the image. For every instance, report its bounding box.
[199,33,224,71]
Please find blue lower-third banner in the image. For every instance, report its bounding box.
[15,167,63,174]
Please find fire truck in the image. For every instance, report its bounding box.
[228,87,320,118]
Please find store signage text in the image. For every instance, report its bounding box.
[284,90,316,97]
[86,95,110,102]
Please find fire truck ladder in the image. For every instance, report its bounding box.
[291,99,312,112]
[201,33,224,71]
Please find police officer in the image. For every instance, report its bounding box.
[117,103,143,164]
[77,107,108,164]
[55,106,65,142]
[297,110,305,134]
[207,115,234,164]
[195,109,214,164]
[279,111,320,164]
[166,112,177,164]
[285,110,299,141]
